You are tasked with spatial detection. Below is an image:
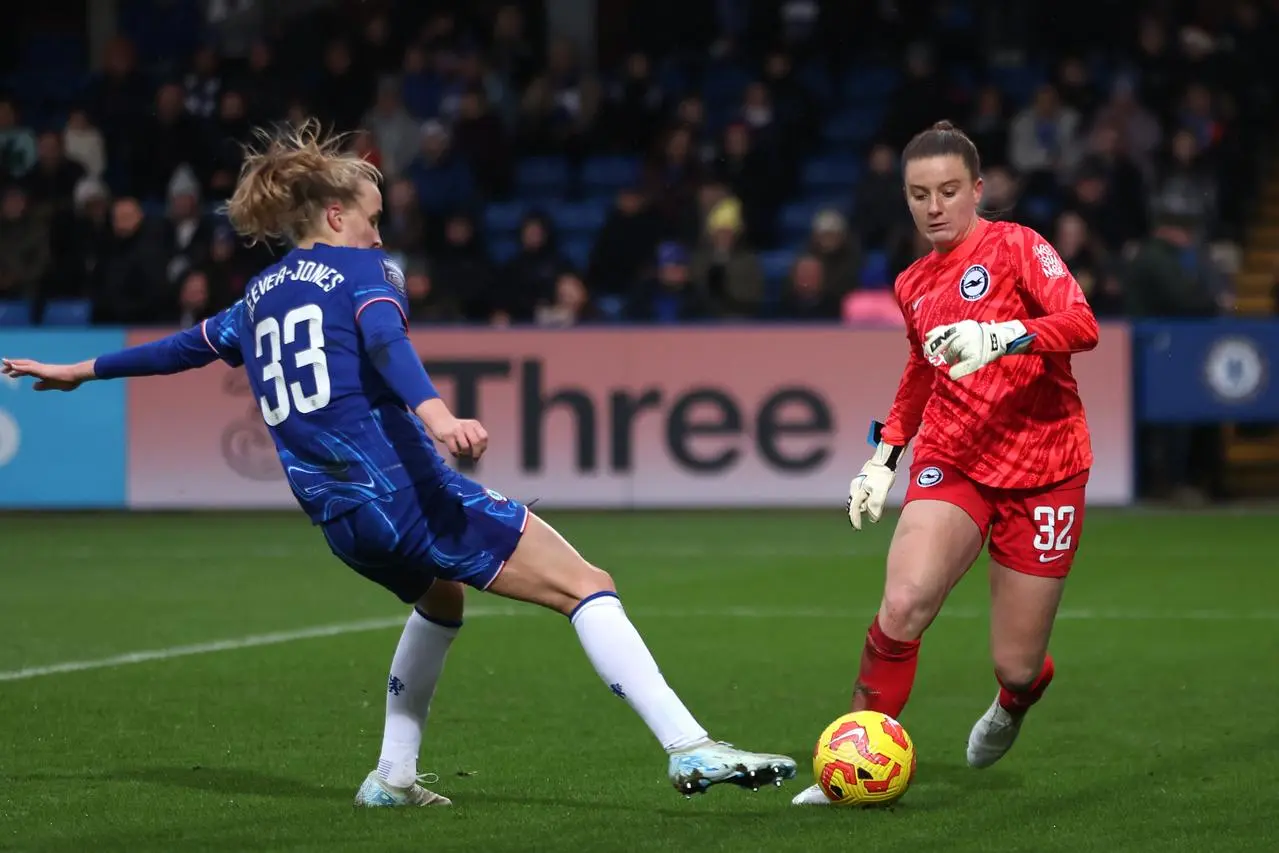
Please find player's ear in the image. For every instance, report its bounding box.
[325,202,344,234]
[972,175,984,207]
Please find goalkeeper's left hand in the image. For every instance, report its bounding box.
[923,319,1036,380]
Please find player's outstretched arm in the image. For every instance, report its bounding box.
[2,318,235,391]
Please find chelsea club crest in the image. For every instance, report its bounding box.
[959,264,990,301]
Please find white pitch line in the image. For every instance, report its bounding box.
[2,605,1276,683]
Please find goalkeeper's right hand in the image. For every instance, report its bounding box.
[847,421,904,531]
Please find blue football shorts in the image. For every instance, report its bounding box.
[319,471,530,602]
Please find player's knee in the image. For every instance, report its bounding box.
[992,654,1044,692]
[879,582,942,640]
[420,579,466,624]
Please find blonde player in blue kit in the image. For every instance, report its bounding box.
[2,121,796,807]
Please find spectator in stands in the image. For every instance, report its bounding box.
[202,224,257,312]
[672,94,716,165]
[1124,209,1225,319]
[1009,83,1083,195]
[630,241,707,323]
[237,40,290,126]
[1077,121,1148,241]
[452,86,513,198]
[1062,163,1139,253]
[1151,128,1218,239]
[519,36,601,157]
[91,197,170,325]
[62,108,105,180]
[24,131,85,219]
[312,38,371,133]
[535,271,594,327]
[405,121,475,222]
[644,125,705,241]
[163,165,212,287]
[176,268,212,327]
[587,185,662,307]
[362,78,422,181]
[977,166,1027,226]
[0,97,36,181]
[492,211,571,323]
[714,120,782,249]
[736,82,780,155]
[806,209,859,297]
[488,3,540,97]
[130,82,204,201]
[882,44,954,149]
[1091,75,1162,182]
[966,85,1009,169]
[207,89,253,199]
[1053,210,1122,317]
[430,212,494,323]
[1176,82,1222,157]
[381,178,428,266]
[0,186,49,304]
[357,12,404,80]
[690,196,764,319]
[1134,16,1180,123]
[183,45,223,119]
[85,37,150,169]
[855,143,910,257]
[403,262,456,323]
[604,51,667,156]
[1054,56,1102,126]
[48,177,110,300]
[762,50,817,150]
[778,254,840,320]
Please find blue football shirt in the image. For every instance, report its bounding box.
[201,245,449,523]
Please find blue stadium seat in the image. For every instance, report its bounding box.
[483,201,526,234]
[859,251,891,290]
[841,65,900,102]
[0,300,33,326]
[801,156,861,191]
[42,298,93,326]
[515,157,569,195]
[580,156,641,193]
[548,200,607,234]
[757,250,794,286]
[562,237,593,272]
[489,238,520,264]
[700,63,753,109]
[823,107,884,146]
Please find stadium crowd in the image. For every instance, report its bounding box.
[0,0,1274,327]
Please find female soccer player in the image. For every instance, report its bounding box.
[2,121,796,807]
[793,121,1099,805]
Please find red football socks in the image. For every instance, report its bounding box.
[850,616,920,718]
[997,654,1055,716]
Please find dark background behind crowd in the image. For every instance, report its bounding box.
[0,0,1274,332]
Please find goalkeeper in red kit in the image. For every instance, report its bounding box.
[793,121,1099,805]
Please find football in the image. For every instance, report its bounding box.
[812,711,916,806]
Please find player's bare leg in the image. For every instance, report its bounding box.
[793,500,982,806]
[355,580,466,807]
[853,500,983,713]
[487,512,797,796]
[966,563,1063,768]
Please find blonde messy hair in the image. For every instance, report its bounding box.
[224,118,382,246]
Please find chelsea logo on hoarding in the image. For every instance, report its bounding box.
[959,264,990,301]
[1203,336,1267,404]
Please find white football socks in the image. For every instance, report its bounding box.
[376,608,458,788]
[569,592,708,753]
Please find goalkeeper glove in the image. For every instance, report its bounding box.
[847,421,904,531]
[924,319,1036,380]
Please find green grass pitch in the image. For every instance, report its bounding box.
[1,509,1276,853]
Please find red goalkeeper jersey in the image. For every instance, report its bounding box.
[882,218,1100,490]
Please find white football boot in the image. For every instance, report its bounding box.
[354,770,452,807]
[966,696,1025,768]
[667,740,797,797]
[790,783,835,805]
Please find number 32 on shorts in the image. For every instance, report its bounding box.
[1032,505,1076,564]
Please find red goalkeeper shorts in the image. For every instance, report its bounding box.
[902,462,1089,578]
